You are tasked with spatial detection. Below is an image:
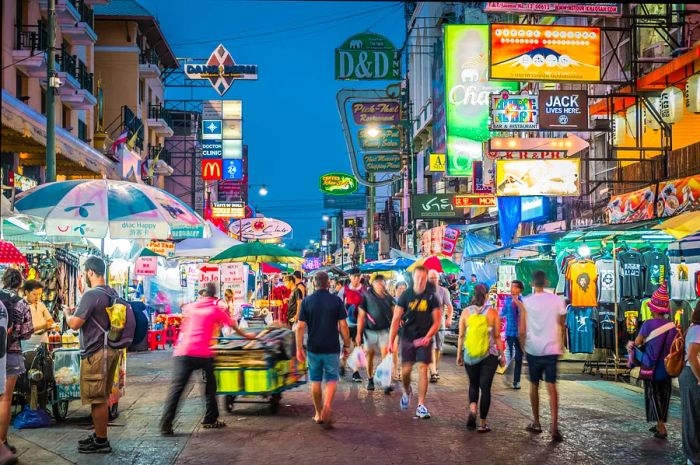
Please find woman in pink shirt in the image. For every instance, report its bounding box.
[160,283,254,435]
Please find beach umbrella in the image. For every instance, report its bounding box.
[209,241,304,266]
[14,180,207,240]
[407,256,460,274]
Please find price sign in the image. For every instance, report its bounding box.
[199,264,220,283]
[134,256,157,276]
[220,263,245,283]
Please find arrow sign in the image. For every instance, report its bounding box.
[199,265,220,283]
[488,133,589,160]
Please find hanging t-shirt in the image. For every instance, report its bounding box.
[671,300,693,331]
[670,262,700,300]
[565,260,598,307]
[566,306,594,354]
[618,251,645,299]
[596,306,616,350]
[640,298,653,322]
[620,299,640,337]
[643,250,670,297]
[596,258,617,304]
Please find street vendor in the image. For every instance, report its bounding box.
[23,280,56,351]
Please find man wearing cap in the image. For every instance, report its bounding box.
[633,283,677,440]
[337,268,366,382]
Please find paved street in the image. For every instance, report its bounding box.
[12,347,685,465]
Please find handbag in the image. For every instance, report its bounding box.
[638,324,674,381]
[664,328,686,378]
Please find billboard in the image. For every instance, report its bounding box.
[490,93,539,130]
[412,194,465,220]
[335,32,400,80]
[605,185,655,224]
[202,159,223,180]
[496,159,580,196]
[445,25,518,175]
[184,44,257,96]
[222,159,244,181]
[539,90,589,130]
[489,24,601,83]
[211,201,245,219]
[229,218,292,241]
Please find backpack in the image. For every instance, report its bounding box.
[344,285,364,324]
[0,289,20,346]
[664,327,685,378]
[95,288,136,349]
[464,305,490,362]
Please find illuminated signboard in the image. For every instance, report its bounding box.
[521,196,548,221]
[222,139,243,159]
[496,159,580,197]
[184,44,257,96]
[453,195,497,208]
[490,24,601,83]
[539,90,589,130]
[201,141,223,158]
[490,93,539,130]
[202,120,222,140]
[211,201,245,219]
[335,32,400,80]
[351,100,400,124]
[222,159,244,181]
[429,153,446,172]
[319,172,358,195]
[483,3,622,17]
[445,25,518,176]
[358,126,400,151]
[202,159,223,180]
[487,150,567,160]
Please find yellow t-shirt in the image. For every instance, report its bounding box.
[566,261,598,307]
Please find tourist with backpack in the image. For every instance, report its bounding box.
[0,268,32,456]
[514,270,566,442]
[456,283,504,433]
[631,283,677,440]
[679,302,700,465]
[63,256,134,454]
[337,268,366,382]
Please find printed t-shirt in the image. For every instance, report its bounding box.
[670,262,700,300]
[640,298,653,322]
[685,324,700,366]
[396,286,440,341]
[522,292,567,356]
[643,251,670,296]
[298,289,347,354]
[618,251,645,298]
[620,299,640,337]
[566,306,594,354]
[175,297,235,358]
[596,258,617,304]
[566,260,598,307]
[671,300,693,331]
[596,307,616,350]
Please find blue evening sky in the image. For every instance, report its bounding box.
[138,0,405,248]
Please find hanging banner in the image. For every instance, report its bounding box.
[412,194,466,220]
[134,256,157,276]
[538,90,589,130]
[319,172,358,195]
[483,3,622,17]
[351,100,400,124]
[490,24,601,83]
[441,227,460,257]
[335,32,400,80]
[445,25,518,175]
[605,185,656,224]
[496,159,580,196]
[658,174,700,217]
[490,93,539,130]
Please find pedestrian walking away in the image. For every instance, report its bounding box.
[632,283,677,440]
[0,294,13,465]
[389,266,442,419]
[428,270,454,383]
[337,268,366,382]
[501,280,524,389]
[680,303,700,465]
[295,272,351,428]
[357,274,395,394]
[160,282,255,436]
[515,270,566,442]
[457,284,504,433]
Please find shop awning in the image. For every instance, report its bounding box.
[668,232,700,263]
[652,210,700,239]
[174,222,241,259]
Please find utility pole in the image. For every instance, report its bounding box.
[46,0,57,183]
[367,172,375,242]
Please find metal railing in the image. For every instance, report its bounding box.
[148,144,171,165]
[15,23,48,52]
[122,106,144,151]
[139,49,160,67]
[148,104,172,127]
[67,0,94,29]
[55,50,94,94]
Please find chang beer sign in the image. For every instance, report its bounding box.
[319,172,359,195]
[335,32,400,80]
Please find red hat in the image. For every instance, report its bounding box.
[649,283,670,314]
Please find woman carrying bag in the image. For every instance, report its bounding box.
[679,303,700,464]
[631,284,677,440]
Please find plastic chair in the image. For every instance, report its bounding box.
[147,329,166,350]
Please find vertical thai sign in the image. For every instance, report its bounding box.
[432,36,446,154]
[445,25,518,176]
[335,32,400,80]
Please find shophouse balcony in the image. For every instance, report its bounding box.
[143,145,173,179]
[11,23,48,78]
[55,50,96,110]
[59,0,97,45]
[139,49,162,78]
[37,0,80,26]
[122,106,144,151]
[147,104,174,137]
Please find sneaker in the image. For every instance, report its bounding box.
[78,434,96,447]
[400,390,411,410]
[78,437,112,454]
[352,371,362,383]
[383,385,394,395]
[513,382,521,390]
[415,404,431,419]
[367,378,375,391]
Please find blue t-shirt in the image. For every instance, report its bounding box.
[500,296,520,337]
[566,306,594,354]
[298,289,347,354]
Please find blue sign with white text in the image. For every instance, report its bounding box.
[201,141,223,158]
[223,159,244,180]
[202,120,222,140]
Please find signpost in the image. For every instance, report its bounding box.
[335,32,400,80]
[184,44,258,96]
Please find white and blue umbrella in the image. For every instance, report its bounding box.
[15,180,207,240]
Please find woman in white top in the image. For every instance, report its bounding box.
[23,280,55,351]
[680,303,700,465]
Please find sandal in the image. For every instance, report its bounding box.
[477,425,492,433]
[653,431,668,440]
[649,426,658,433]
[466,412,477,430]
[202,420,226,429]
[526,423,543,434]
[551,431,564,442]
[430,373,439,384]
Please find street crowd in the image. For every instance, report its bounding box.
[0,258,697,465]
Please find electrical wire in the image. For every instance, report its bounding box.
[1,50,45,71]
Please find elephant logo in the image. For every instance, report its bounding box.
[349,39,363,49]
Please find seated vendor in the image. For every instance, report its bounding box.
[23,280,56,351]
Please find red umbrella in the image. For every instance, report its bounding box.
[0,240,27,267]
[407,255,443,273]
[261,262,283,274]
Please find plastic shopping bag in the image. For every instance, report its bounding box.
[346,347,367,372]
[239,318,249,329]
[12,406,51,429]
[264,313,274,326]
[374,354,393,387]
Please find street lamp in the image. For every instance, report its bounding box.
[249,184,268,196]
[322,215,330,222]
[366,126,380,138]
[309,239,315,244]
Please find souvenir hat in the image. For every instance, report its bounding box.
[648,283,670,314]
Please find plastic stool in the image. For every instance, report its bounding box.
[147,329,166,350]
[165,325,180,347]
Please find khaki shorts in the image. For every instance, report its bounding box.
[80,347,120,405]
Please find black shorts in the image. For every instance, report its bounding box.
[526,354,559,384]
[400,338,432,364]
[349,326,360,342]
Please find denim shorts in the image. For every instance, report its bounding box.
[527,354,559,384]
[307,352,340,383]
[6,352,25,376]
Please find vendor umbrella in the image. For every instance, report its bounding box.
[407,256,460,274]
[14,180,207,240]
[359,257,415,272]
[0,240,28,267]
[209,241,304,266]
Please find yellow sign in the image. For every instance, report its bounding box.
[429,153,446,172]
[147,240,174,258]
[496,159,580,197]
[490,24,601,83]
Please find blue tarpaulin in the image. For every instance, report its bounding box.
[498,197,521,246]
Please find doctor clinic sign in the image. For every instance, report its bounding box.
[335,32,400,80]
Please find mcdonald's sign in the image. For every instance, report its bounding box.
[202,159,223,180]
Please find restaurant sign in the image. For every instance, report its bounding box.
[490,93,539,130]
[211,201,246,219]
[411,194,465,220]
[229,218,292,241]
[351,100,400,124]
[319,172,358,195]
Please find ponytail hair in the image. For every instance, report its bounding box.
[470,283,488,307]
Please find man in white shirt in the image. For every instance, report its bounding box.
[515,270,566,443]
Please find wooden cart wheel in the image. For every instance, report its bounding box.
[225,395,236,413]
[108,402,119,421]
[52,400,69,422]
[269,394,281,414]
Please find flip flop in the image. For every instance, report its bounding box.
[653,431,668,440]
[320,409,334,430]
[202,420,226,429]
[551,431,564,442]
[312,416,323,424]
[526,423,543,434]
[477,425,492,433]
